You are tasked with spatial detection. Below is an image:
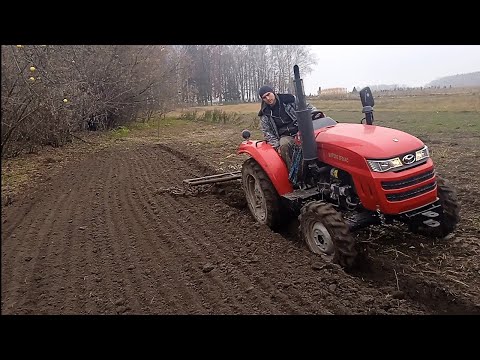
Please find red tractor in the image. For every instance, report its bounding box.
[236,65,460,268]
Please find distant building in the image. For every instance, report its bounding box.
[319,87,348,95]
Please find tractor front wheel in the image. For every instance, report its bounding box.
[299,201,357,269]
[242,158,282,230]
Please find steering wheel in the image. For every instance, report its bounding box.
[311,110,325,120]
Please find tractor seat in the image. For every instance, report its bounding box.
[312,117,337,130]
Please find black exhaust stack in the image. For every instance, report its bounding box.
[293,65,317,161]
[359,87,374,125]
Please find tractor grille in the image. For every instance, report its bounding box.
[386,181,437,202]
[381,170,435,190]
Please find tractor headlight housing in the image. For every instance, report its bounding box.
[415,146,430,161]
[367,157,403,172]
[367,146,430,173]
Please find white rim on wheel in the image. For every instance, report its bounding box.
[309,222,334,255]
[245,174,266,222]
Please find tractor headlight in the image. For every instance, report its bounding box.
[415,146,430,161]
[367,157,403,172]
[367,146,430,172]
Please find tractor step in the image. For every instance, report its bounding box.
[282,187,320,201]
[183,171,241,186]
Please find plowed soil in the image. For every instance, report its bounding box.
[2,121,480,315]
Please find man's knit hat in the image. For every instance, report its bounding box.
[258,85,274,98]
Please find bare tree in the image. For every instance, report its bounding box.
[2,44,317,157]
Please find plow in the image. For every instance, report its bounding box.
[182,65,461,269]
[183,171,241,186]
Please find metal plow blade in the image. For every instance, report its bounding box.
[183,171,241,186]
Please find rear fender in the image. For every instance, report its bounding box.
[238,140,293,195]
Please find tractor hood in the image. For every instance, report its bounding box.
[316,124,425,159]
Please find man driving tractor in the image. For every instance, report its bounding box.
[257,85,324,183]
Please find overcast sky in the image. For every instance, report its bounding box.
[302,45,480,94]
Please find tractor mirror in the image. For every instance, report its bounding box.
[360,87,374,107]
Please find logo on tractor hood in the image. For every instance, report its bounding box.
[402,153,415,164]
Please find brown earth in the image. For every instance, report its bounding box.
[2,121,480,315]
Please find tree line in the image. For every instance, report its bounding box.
[1,45,316,158]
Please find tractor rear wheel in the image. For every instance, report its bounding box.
[299,201,357,269]
[242,158,282,230]
[410,175,461,238]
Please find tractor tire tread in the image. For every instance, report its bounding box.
[299,201,357,268]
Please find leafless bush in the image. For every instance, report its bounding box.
[1,45,180,158]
